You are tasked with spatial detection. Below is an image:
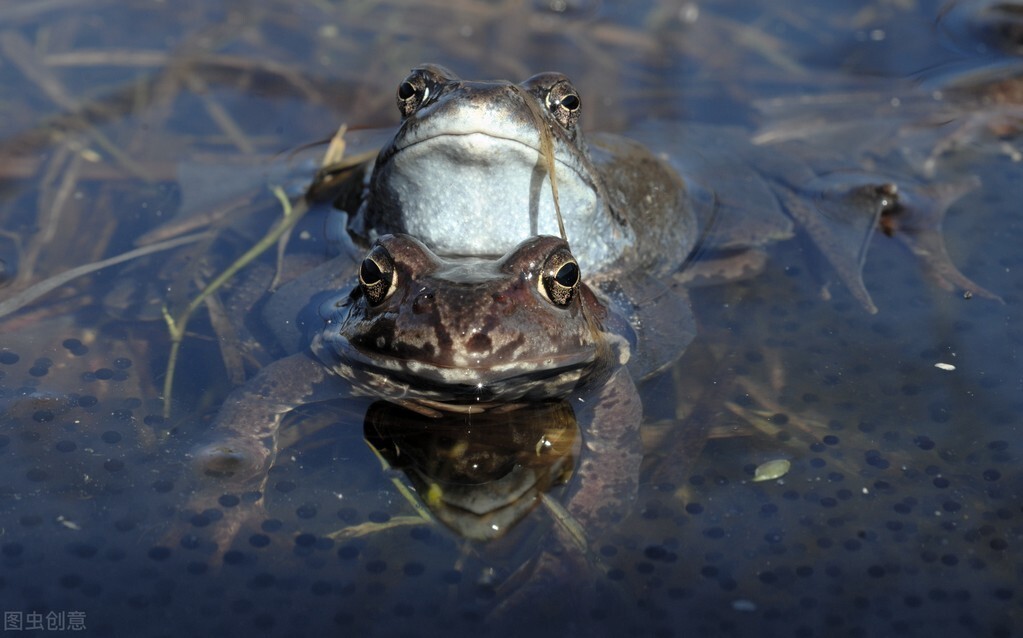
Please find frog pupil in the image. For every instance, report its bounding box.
[398,81,417,101]
[555,261,579,288]
[560,94,580,111]
[361,259,383,285]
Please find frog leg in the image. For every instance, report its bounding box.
[564,366,643,535]
[192,352,351,486]
[176,352,352,553]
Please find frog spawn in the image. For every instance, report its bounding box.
[3,330,1017,638]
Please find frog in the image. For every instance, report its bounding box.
[337,64,698,282]
[191,234,645,544]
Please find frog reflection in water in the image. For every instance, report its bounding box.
[197,234,643,539]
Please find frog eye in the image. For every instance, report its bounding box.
[396,71,430,118]
[545,80,581,129]
[538,248,580,307]
[396,65,454,118]
[359,245,397,306]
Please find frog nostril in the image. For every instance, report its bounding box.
[412,292,435,314]
[466,333,492,353]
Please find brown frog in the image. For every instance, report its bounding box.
[193,234,644,540]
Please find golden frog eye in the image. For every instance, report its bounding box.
[395,65,455,119]
[538,247,580,307]
[396,71,429,118]
[545,79,581,129]
[359,245,397,306]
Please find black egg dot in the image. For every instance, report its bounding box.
[704,527,725,539]
[295,533,317,548]
[55,440,76,453]
[403,562,425,577]
[365,559,387,574]
[685,503,704,515]
[113,358,132,369]
[932,477,950,488]
[941,554,959,566]
[32,410,54,423]
[296,504,317,519]
[368,511,391,523]
[822,435,839,446]
[409,527,430,541]
[28,366,48,377]
[989,539,1007,551]
[337,545,359,560]
[248,534,270,549]
[94,368,114,380]
[222,550,246,565]
[982,469,1001,481]
[987,440,1008,452]
[867,565,885,578]
[77,395,98,408]
[101,431,122,444]
[0,351,19,365]
[217,494,240,508]
[62,338,82,351]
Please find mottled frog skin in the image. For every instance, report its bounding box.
[195,235,641,522]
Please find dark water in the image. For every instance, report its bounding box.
[0,1,1020,637]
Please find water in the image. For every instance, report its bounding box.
[0,1,1020,636]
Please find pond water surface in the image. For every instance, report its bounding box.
[0,1,1020,637]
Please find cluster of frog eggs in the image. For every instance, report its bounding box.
[0,339,531,636]
[602,423,1017,638]
[2,333,1019,637]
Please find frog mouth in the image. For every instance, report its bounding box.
[387,131,588,185]
[332,342,606,404]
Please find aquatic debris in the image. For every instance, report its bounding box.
[751,458,791,482]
